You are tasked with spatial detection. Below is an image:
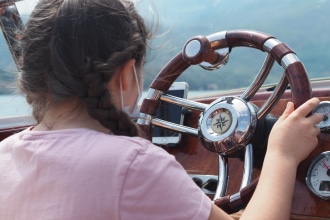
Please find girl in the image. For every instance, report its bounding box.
[0,0,323,219]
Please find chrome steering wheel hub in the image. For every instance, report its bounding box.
[199,96,257,155]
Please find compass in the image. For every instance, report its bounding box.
[210,110,232,134]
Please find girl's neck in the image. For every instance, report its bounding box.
[33,100,109,134]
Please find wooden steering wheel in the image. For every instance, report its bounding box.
[137,30,311,213]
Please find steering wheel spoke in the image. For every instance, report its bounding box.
[214,144,253,199]
[160,94,208,112]
[257,74,289,119]
[152,118,198,136]
[240,54,275,101]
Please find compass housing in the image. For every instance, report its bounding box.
[198,96,257,155]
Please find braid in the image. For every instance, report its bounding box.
[19,0,150,137]
[81,47,140,137]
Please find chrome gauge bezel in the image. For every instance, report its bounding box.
[306,151,330,200]
[312,101,330,132]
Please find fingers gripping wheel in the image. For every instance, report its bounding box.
[137,30,311,213]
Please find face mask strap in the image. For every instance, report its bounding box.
[133,65,141,97]
[120,65,141,114]
[120,74,124,110]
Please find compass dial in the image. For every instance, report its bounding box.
[210,111,232,134]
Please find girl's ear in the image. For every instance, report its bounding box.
[108,59,136,91]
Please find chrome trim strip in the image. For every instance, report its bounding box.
[145,88,163,100]
[229,192,241,203]
[151,118,198,136]
[160,94,208,111]
[206,31,227,43]
[281,53,300,69]
[136,113,152,126]
[263,38,282,52]
[137,89,163,126]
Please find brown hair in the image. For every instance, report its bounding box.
[18,0,150,136]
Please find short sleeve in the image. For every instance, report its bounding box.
[119,142,212,220]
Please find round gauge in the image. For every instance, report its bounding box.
[306,151,330,200]
[312,101,330,132]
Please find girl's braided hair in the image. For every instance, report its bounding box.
[18,0,150,136]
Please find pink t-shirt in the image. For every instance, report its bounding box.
[0,128,211,220]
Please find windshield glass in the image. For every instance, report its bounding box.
[138,0,330,91]
[0,0,329,118]
[0,0,38,117]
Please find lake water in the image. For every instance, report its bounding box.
[0,90,220,118]
[0,94,32,118]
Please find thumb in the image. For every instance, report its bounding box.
[278,101,295,122]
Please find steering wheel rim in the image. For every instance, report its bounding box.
[137,29,311,213]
